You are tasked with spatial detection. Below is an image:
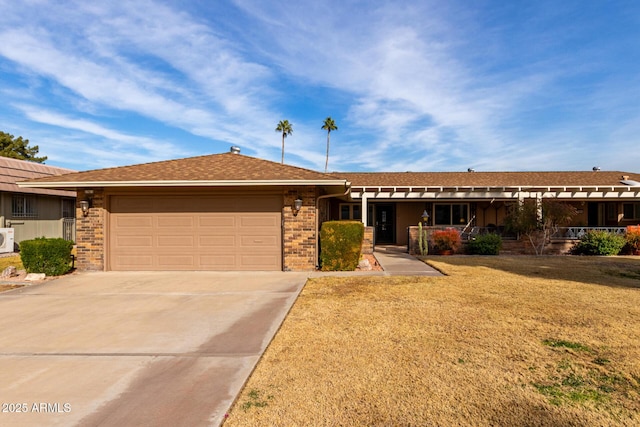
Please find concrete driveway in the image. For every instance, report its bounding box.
[0,271,308,427]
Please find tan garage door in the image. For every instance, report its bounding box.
[109,194,282,271]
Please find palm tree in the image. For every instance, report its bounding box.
[321,117,338,173]
[275,120,293,164]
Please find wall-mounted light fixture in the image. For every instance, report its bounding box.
[292,197,303,216]
[80,189,94,217]
[80,200,90,216]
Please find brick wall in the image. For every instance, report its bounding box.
[75,189,105,271]
[283,187,317,271]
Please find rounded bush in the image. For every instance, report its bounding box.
[19,237,73,276]
[467,233,502,255]
[571,231,626,256]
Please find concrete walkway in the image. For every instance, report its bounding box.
[373,245,443,276]
[307,246,443,277]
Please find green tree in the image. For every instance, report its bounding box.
[275,120,293,164]
[321,117,338,173]
[0,131,47,163]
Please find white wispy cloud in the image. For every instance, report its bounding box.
[0,0,638,172]
[0,0,287,165]
[15,105,189,167]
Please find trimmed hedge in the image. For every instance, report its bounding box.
[571,231,626,256]
[467,233,502,255]
[20,237,73,276]
[320,221,364,271]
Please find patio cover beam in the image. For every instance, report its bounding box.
[350,186,640,200]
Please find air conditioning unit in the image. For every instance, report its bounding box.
[0,228,15,254]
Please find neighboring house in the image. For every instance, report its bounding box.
[0,156,76,248]
[18,148,640,271]
[331,171,640,247]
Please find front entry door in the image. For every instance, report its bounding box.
[375,204,395,244]
[587,202,600,226]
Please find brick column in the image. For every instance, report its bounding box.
[76,189,105,271]
[283,187,317,271]
[361,226,374,254]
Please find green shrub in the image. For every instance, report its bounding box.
[571,231,626,256]
[467,233,502,255]
[19,238,73,276]
[320,221,364,271]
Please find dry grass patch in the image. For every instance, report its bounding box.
[0,255,23,272]
[0,255,24,293]
[225,256,640,426]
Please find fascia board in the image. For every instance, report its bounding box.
[350,185,635,192]
[17,179,351,188]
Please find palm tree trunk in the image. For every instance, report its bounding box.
[324,133,330,173]
[281,134,285,163]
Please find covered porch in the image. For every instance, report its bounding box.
[328,183,640,247]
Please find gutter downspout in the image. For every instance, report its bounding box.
[316,185,351,269]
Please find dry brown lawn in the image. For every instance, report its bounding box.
[0,254,23,271]
[225,256,640,426]
[0,255,24,293]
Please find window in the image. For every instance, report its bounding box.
[434,203,468,226]
[62,198,76,218]
[623,203,640,220]
[339,204,362,220]
[12,195,38,218]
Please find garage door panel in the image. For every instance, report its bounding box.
[115,255,154,267]
[198,235,236,247]
[239,215,279,227]
[198,216,235,227]
[199,255,236,269]
[240,235,278,247]
[157,216,195,228]
[114,235,154,248]
[110,195,282,271]
[114,216,153,228]
[240,255,280,269]
[158,235,194,247]
[157,255,196,268]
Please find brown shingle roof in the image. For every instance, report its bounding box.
[0,156,76,197]
[20,152,347,187]
[17,150,639,191]
[332,171,640,188]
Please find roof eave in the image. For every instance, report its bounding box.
[17,179,351,189]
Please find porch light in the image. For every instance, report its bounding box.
[421,210,430,224]
[80,200,90,216]
[292,197,303,216]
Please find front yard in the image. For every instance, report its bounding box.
[225,256,640,426]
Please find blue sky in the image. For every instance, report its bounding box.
[0,0,638,173]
